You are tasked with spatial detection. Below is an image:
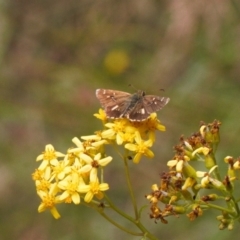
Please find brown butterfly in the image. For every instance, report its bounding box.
[96,89,170,122]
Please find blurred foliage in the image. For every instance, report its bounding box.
[0,0,240,239]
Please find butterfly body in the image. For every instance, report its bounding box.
[96,89,170,122]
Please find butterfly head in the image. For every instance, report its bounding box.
[136,90,145,97]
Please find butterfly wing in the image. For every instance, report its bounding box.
[143,95,170,113]
[127,98,150,121]
[96,89,132,119]
[128,95,170,121]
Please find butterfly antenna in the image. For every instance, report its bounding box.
[128,84,138,91]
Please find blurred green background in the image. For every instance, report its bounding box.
[1,0,240,239]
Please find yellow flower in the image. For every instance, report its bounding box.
[70,137,85,153]
[94,108,108,122]
[146,184,163,203]
[144,113,166,132]
[192,147,210,157]
[71,164,92,177]
[181,177,196,190]
[81,134,101,141]
[167,159,184,172]
[37,183,61,219]
[199,125,207,138]
[196,165,224,189]
[224,156,235,178]
[65,151,85,169]
[81,134,107,147]
[102,119,128,142]
[117,131,135,145]
[125,132,154,163]
[83,178,109,203]
[184,141,193,151]
[125,114,165,143]
[50,159,72,181]
[80,152,112,167]
[32,169,44,181]
[58,173,86,205]
[36,144,65,171]
[167,156,197,178]
[35,179,51,192]
[167,155,189,169]
[233,158,240,170]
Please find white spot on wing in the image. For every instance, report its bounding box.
[111,105,119,110]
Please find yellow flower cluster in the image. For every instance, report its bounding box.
[146,120,240,229]
[95,109,166,163]
[32,136,112,219]
[32,109,166,219]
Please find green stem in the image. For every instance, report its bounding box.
[199,202,236,215]
[98,211,143,237]
[225,195,240,218]
[99,210,158,240]
[84,195,158,239]
[82,201,142,236]
[212,165,222,181]
[134,221,159,240]
[104,193,136,221]
[111,145,139,218]
[123,152,139,219]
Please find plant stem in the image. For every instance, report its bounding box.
[123,153,139,219]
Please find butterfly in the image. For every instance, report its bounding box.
[96,89,170,122]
